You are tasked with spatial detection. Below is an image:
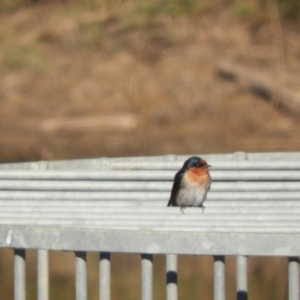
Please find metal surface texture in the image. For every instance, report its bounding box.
[1,151,300,171]
[0,152,299,255]
[1,226,300,255]
[0,152,299,300]
[1,214,300,233]
[0,170,299,181]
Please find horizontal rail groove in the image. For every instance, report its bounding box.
[0,200,300,209]
[0,211,300,220]
[1,181,300,191]
[0,170,300,181]
[1,191,300,200]
[1,206,300,214]
[1,161,300,173]
[0,181,300,192]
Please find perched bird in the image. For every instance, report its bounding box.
[167,156,211,213]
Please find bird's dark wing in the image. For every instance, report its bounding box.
[167,168,184,207]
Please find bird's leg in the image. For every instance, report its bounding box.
[200,204,205,214]
[180,206,185,214]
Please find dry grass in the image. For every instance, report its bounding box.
[0,1,300,163]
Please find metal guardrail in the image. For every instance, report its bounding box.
[0,152,300,300]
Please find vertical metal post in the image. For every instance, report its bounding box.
[141,254,153,300]
[236,256,247,300]
[14,249,26,300]
[75,252,87,300]
[166,254,178,300]
[214,256,225,300]
[100,252,111,300]
[233,153,248,300]
[289,257,300,300]
[37,250,49,300]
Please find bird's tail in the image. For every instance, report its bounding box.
[167,199,173,207]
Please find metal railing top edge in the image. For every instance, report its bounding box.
[1,162,300,173]
[1,226,300,256]
[0,151,300,170]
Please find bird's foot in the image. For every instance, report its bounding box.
[200,204,205,214]
[180,206,185,214]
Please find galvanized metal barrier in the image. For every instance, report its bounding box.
[0,152,300,300]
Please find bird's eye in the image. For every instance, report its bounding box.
[195,163,200,167]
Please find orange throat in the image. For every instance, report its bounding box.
[187,167,210,185]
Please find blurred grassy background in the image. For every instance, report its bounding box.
[0,0,300,161]
[0,0,299,299]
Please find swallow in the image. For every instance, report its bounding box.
[167,156,211,213]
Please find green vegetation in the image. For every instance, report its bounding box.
[232,0,300,21]
[1,0,299,19]
[277,0,300,19]
[1,0,298,73]
[0,0,30,12]
[234,2,256,19]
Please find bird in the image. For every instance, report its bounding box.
[167,156,211,213]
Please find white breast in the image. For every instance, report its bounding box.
[176,173,210,207]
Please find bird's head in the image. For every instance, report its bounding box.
[183,156,211,171]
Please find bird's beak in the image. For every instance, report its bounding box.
[207,165,211,168]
